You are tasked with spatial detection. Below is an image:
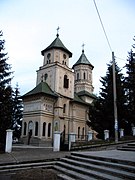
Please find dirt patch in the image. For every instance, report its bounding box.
[10,168,59,180]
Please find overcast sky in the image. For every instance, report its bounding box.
[1,0,135,95]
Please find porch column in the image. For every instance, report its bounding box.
[104,130,109,140]
[5,129,13,153]
[53,131,60,151]
[69,133,76,151]
[87,131,93,141]
[132,127,135,136]
[119,128,124,138]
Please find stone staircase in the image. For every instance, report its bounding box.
[54,152,135,180]
[117,142,135,152]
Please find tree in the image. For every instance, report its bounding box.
[89,61,126,139]
[12,83,23,140]
[124,47,135,133]
[0,31,13,151]
[88,97,105,139]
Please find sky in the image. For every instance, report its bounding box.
[0,0,135,95]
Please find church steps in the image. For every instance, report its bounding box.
[53,151,135,180]
[68,155,135,173]
[54,161,123,180]
[117,142,135,152]
[61,157,135,179]
[55,166,96,180]
[71,152,135,166]
[117,147,135,151]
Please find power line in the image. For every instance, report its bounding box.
[115,56,126,61]
[92,0,112,52]
[93,0,119,142]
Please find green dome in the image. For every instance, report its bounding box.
[72,50,94,69]
[41,34,72,57]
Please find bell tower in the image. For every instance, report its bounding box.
[36,30,74,99]
[72,46,94,103]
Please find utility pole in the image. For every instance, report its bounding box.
[112,52,118,142]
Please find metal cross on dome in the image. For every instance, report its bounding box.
[56,26,60,35]
[82,43,85,51]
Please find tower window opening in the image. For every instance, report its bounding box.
[44,73,48,81]
[63,104,66,113]
[64,75,69,88]
[83,72,86,79]
[77,73,79,80]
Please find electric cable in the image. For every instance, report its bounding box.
[92,0,112,52]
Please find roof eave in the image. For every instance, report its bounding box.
[41,47,72,57]
[72,63,94,69]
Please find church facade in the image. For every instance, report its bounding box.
[21,32,95,146]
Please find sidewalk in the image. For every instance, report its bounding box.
[0,143,135,165]
[73,149,135,163]
[0,145,71,165]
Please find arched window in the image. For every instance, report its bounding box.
[48,123,51,137]
[23,122,27,135]
[63,104,66,113]
[82,127,84,139]
[83,72,86,79]
[77,73,79,80]
[44,73,48,81]
[63,75,69,88]
[42,122,46,136]
[35,122,38,136]
[78,127,80,138]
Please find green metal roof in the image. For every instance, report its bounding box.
[72,50,94,69]
[22,82,58,98]
[41,34,72,57]
[77,90,97,99]
[71,92,88,105]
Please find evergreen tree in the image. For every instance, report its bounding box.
[12,83,23,140]
[89,61,126,139]
[124,48,135,132]
[0,31,13,151]
[88,97,105,139]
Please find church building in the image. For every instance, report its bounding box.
[21,31,95,146]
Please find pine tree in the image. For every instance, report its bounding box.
[88,97,105,139]
[12,83,23,140]
[89,61,126,139]
[124,48,135,132]
[0,31,13,151]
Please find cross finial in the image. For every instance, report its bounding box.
[56,26,60,37]
[82,43,85,53]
